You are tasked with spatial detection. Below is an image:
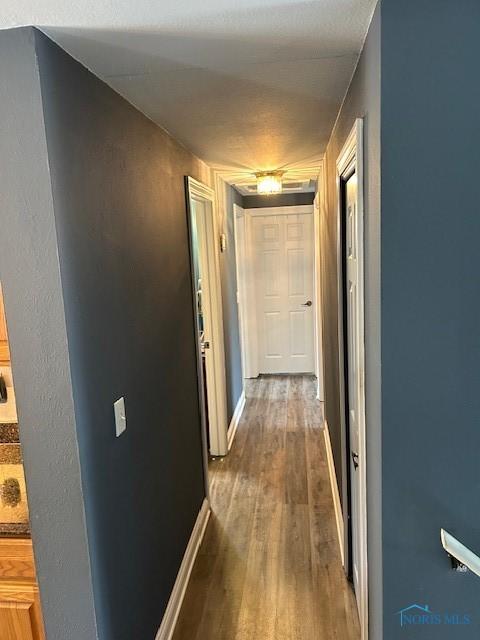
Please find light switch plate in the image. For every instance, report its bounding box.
[114,397,127,437]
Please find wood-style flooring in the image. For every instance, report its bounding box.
[172,375,360,640]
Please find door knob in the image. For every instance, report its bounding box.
[351,451,359,470]
[302,300,312,307]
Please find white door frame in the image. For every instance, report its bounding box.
[232,203,249,380]
[186,176,229,459]
[241,205,315,376]
[313,162,325,401]
[336,119,368,640]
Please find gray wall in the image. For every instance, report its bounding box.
[0,28,98,639]
[381,0,480,636]
[242,191,314,209]
[1,28,210,640]
[220,184,244,421]
[321,3,382,638]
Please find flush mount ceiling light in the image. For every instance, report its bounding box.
[255,171,284,195]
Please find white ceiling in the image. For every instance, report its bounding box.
[0,0,377,180]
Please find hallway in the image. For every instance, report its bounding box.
[172,376,360,640]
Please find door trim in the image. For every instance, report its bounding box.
[234,205,258,377]
[336,119,368,640]
[233,203,254,379]
[185,177,229,462]
[314,161,326,401]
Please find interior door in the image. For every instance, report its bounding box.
[252,211,315,374]
[190,198,215,449]
[345,171,361,611]
[186,177,229,459]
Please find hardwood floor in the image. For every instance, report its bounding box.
[172,375,360,640]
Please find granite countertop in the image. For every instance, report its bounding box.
[0,423,30,537]
[0,422,19,444]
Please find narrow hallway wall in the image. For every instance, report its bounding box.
[321,2,382,637]
[381,0,480,637]
[219,183,244,422]
[0,27,98,640]
[0,27,210,640]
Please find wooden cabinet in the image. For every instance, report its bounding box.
[0,288,42,638]
[0,539,45,640]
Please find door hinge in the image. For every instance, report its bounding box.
[351,451,359,470]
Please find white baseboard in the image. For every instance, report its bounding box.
[323,420,345,566]
[227,390,246,451]
[155,499,211,640]
[316,383,324,403]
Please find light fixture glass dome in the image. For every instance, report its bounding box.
[255,171,283,195]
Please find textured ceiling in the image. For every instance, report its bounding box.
[0,0,377,176]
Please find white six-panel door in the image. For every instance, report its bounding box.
[345,172,361,605]
[250,208,315,374]
[337,119,367,639]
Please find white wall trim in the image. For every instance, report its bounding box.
[155,499,211,640]
[233,203,250,381]
[227,390,246,451]
[313,160,325,402]
[237,207,260,378]
[323,420,345,567]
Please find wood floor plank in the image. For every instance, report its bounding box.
[171,375,360,640]
[285,431,308,505]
